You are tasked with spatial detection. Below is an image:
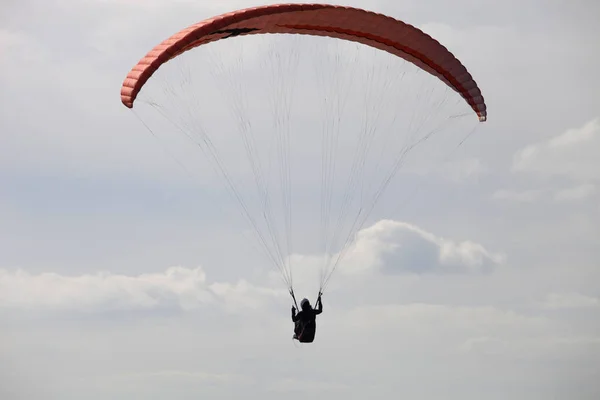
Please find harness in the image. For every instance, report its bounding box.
[290,288,321,342]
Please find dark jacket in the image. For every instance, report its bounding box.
[292,298,323,322]
[292,297,323,342]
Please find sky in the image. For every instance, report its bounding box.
[1,0,600,399]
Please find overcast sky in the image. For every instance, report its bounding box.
[1,0,599,399]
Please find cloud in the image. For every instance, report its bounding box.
[492,117,600,209]
[492,189,542,203]
[331,302,558,360]
[267,378,350,393]
[458,334,600,360]
[421,157,488,183]
[340,220,504,276]
[492,185,596,204]
[0,266,285,312]
[209,279,286,313]
[458,336,509,356]
[0,219,502,314]
[538,292,600,310]
[262,218,504,294]
[0,29,25,54]
[442,158,488,183]
[553,184,596,202]
[335,301,598,363]
[345,303,543,332]
[115,370,254,385]
[512,117,600,182]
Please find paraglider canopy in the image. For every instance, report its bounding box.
[120,3,488,302]
[121,3,486,121]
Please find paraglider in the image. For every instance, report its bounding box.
[292,293,323,343]
[120,3,488,343]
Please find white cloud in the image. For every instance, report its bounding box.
[0,29,25,54]
[492,185,596,204]
[492,189,542,203]
[209,279,286,313]
[426,157,488,183]
[553,184,596,202]
[344,303,543,332]
[326,302,565,362]
[333,301,599,364]
[443,158,488,182]
[267,378,350,393]
[539,292,600,310]
[0,266,286,312]
[0,219,499,314]
[512,117,600,182]
[340,220,504,276]
[259,218,504,297]
[458,336,509,356]
[115,370,254,385]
